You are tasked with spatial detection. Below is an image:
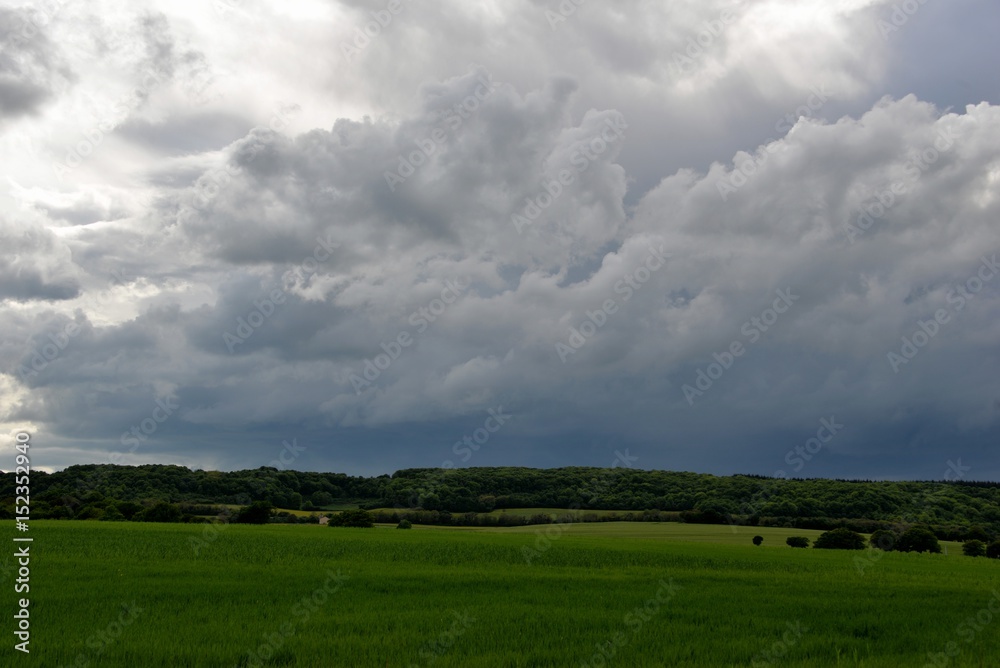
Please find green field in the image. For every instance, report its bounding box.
[366,507,630,519]
[8,520,1000,667]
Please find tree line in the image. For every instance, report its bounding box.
[2,464,999,539]
[766,526,1000,559]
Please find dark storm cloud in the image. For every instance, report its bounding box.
[1,0,998,479]
[0,270,79,302]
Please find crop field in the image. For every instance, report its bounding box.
[366,507,631,519]
[10,520,1000,667]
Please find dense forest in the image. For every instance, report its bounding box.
[4,464,1000,537]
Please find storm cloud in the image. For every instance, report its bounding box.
[1,0,998,481]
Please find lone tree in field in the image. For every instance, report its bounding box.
[963,540,986,557]
[397,519,412,529]
[234,501,273,524]
[753,535,763,546]
[814,528,866,550]
[869,529,897,551]
[786,536,810,548]
[988,541,1000,559]
[895,527,941,554]
[329,509,375,528]
[965,526,992,543]
[140,502,183,523]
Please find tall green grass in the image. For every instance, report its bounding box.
[9,521,1000,667]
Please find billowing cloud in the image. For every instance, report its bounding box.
[0,6,75,120]
[0,216,80,301]
[0,0,997,481]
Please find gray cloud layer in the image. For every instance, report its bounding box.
[1,0,998,480]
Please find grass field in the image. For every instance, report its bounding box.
[366,507,630,519]
[9,520,1000,667]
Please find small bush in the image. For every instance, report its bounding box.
[397,519,412,529]
[329,509,374,528]
[869,529,897,551]
[963,540,986,557]
[233,501,274,524]
[814,528,866,550]
[965,526,992,543]
[99,506,126,522]
[116,501,144,520]
[786,536,810,548]
[752,535,763,546]
[896,527,941,554]
[139,502,183,523]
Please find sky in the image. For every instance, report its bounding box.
[1,0,998,481]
